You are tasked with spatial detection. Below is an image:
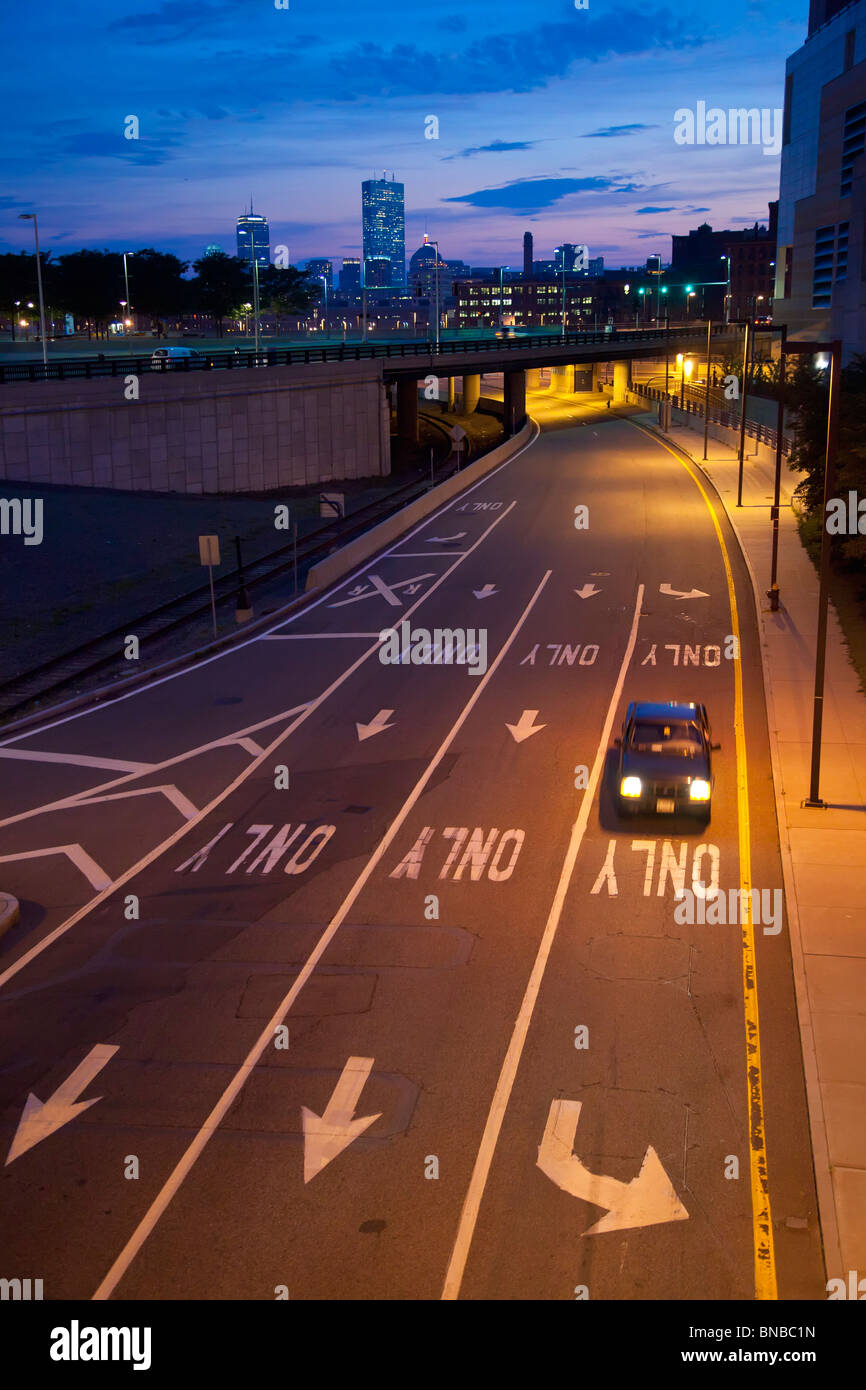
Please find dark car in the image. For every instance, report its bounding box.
[615,700,719,819]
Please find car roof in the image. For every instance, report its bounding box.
[629,701,705,720]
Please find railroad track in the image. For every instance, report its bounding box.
[0,469,455,724]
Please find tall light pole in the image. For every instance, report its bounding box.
[18,212,47,366]
[737,319,752,506]
[253,256,262,354]
[122,252,133,335]
[721,254,731,326]
[429,239,441,350]
[703,317,713,460]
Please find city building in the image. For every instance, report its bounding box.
[554,243,589,273]
[671,212,777,319]
[588,255,605,277]
[523,231,533,277]
[361,174,406,287]
[454,276,635,330]
[774,0,866,360]
[236,203,270,267]
[306,258,333,289]
[339,258,361,291]
[364,256,393,288]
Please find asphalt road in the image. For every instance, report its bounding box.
[0,390,825,1301]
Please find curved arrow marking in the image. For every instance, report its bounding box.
[537,1099,689,1235]
[302,1057,381,1183]
[473,584,498,600]
[659,583,709,600]
[6,1044,119,1165]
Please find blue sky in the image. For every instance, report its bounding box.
[2,0,809,269]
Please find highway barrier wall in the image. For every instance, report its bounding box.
[0,359,391,493]
[305,417,533,592]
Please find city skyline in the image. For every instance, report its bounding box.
[3,0,807,268]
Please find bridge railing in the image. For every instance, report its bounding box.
[630,381,793,457]
[0,324,734,386]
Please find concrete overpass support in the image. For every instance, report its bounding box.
[461,373,481,414]
[526,368,544,391]
[613,360,631,402]
[397,377,419,442]
[592,363,602,392]
[503,369,526,436]
[447,376,456,410]
[550,364,575,393]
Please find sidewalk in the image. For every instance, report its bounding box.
[640,405,866,1286]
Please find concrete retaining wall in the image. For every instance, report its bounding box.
[305,418,533,592]
[0,359,391,494]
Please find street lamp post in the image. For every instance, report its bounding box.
[122,252,133,335]
[721,255,731,326]
[18,212,47,367]
[737,319,752,506]
[768,324,787,610]
[703,318,713,460]
[428,239,441,351]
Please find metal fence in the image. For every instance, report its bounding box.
[631,381,793,458]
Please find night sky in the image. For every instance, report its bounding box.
[3,0,808,270]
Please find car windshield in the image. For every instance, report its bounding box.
[629,718,702,756]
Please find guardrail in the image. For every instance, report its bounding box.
[0,325,734,385]
[631,381,793,457]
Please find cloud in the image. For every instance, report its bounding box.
[59,131,182,167]
[444,176,641,213]
[636,205,677,214]
[443,139,536,162]
[580,123,658,138]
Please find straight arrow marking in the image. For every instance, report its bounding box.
[575,584,601,599]
[537,1099,689,1236]
[5,1044,119,1165]
[356,709,394,742]
[506,709,546,743]
[302,1056,381,1183]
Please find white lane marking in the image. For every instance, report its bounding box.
[0,750,153,773]
[355,709,394,742]
[91,569,552,1301]
[262,633,380,640]
[0,421,539,745]
[0,844,112,892]
[76,784,199,822]
[327,573,435,610]
[0,504,521,992]
[505,709,546,743]
[441,582,645,1300]
[0,704,311,832]
[5,1044,119,1166]
[388,551,467,559]
[302,1056,381,1184]
[232,737,264,757]
[537,1099,688,1236]
[659,583,709,599]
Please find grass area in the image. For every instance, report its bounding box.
[797,510,866,696]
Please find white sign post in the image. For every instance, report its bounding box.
[199,534,221,638]
[449,423,467,470]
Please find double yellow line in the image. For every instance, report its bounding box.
[629,420,778,1301]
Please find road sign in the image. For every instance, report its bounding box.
[198,535,221,637]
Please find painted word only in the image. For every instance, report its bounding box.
[390,826,525,881]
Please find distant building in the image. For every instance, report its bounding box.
[774,0,866,360]
[671,214,776,319]
[523,231,533,277]
[455,277,629,329]
[554,243,589,273]
[339,257,361,291]
[588,256,604,277]
[364,256,393,288]
[306,258,333,289]
[362,175,406,286]
[236,204,270,267]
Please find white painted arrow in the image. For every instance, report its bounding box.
[5,1044,119,1165]
[506,709,546,743]
[574,584,601,599]
[356,709,394,742]
[302,1056,382,1183]
[473,584,498,600]
[537,1099,689,1235]
[425,532,467,544]
[659,583,709,600]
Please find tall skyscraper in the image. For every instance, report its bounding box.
[339,257,362,291]
[523,232,533,277]
[236,202,270,267]
[362,174,406,286]
[306,258,333,289]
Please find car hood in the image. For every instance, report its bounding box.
[621,750,710,782]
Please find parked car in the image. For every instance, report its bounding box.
[615,700,719,819]
[151,346,203,370]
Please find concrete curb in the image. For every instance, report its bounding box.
[305,419,533,592]
[0,892,20,938]
[630,409,842,1282]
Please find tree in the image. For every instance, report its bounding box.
[0,252,48,336]
[190,251,250,337]
[789,354,866,569]
[50,250,125,333]
[258,264,318,320]
[124,248,188,321]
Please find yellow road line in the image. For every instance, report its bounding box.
[628,418,777,1300]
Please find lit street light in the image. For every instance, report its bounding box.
[18,212,48,367]
[123,252,133,335]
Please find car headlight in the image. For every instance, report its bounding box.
[689,779,711,801]
[620,776,642,798]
